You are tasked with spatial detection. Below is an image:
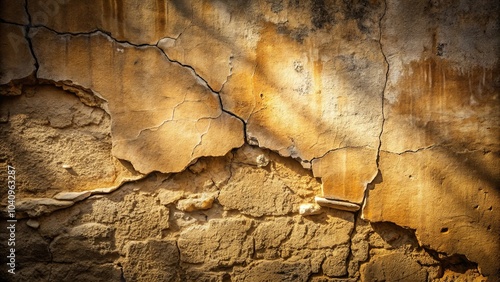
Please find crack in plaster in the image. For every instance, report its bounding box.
[376,0,389,169]
[360,0,389,214]
[29,25,219,97]
[0,19,25,26]
[213,93,249,145]
[190,119,212,158]
[381,145,437,155]
[217,53,235,95]
[121,93,190,141]
[381,144,492,156]
[24,0,39,77]
[28,24,249,149]
[155,43,218,92]
[123,113,224,143]
[5,3,494,279]
[310,145,372,165]
[17,2,394,220]
[170,92,189,120]
[158,21,192,42]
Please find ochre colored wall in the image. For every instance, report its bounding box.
[0,0,498,281]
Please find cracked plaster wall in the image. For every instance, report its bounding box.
[0,0,498,281]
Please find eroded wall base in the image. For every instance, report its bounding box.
[0,141,488,281]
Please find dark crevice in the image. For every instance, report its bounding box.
[423,248,481,278]
[31,24,154,48]
[155,45,217,92]
[221,106,249,145]
[0,18,25,26]
[361,0,388,212]
[155,45,249,144]
[174,230,182,281]
[376,0,389,168]
[116,262,126,282]
[345,213,360,279]
[367,220,484,278]
[24,0,39,77]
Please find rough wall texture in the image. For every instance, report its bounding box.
[0,0,498,281]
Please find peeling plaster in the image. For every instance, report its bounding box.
[1,0,498,279]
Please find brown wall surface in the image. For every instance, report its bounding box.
[0,0,498,281]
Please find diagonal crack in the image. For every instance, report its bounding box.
[155,41,249,144]
[29,25,249,147]
[155,41,218,92]
[213,90,249,145]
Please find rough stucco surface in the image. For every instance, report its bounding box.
[0,0,498,281]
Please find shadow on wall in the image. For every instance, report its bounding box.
[1,0,499,278]
[168,1,500,238]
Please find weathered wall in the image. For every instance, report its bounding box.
[0,0,498,281]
